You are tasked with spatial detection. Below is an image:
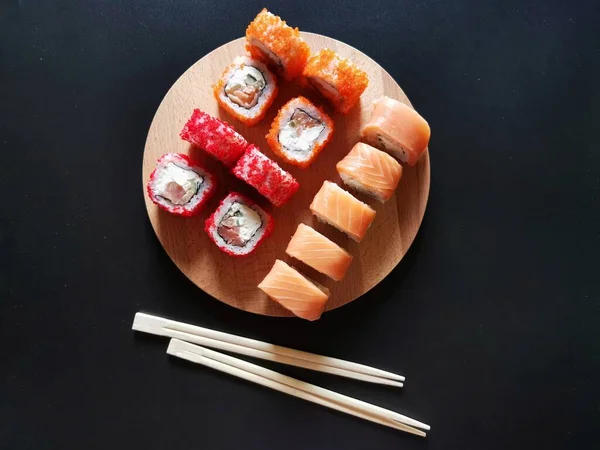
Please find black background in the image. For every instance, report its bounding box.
[1,1,599,449]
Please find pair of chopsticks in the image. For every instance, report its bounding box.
[133,313,404,387]
[133,312,430,436]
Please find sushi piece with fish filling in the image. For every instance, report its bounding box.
[336,142,403,203]
[310,181,376,243]
[303,49,369,114]
[360,96,430,166]
[266,96,334,168]
[258,259,330,321]
[180,109,249,167]
[147,153,216,217]
[205,192,274,257]
[245,8,310,80]
[232,145,300,207]
[214,56,278,127]
[286,224,353,281]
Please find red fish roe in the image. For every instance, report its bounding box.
[204,192,274,257]
[232,145,299,207]
[180,109,249,167]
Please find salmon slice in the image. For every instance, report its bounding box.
[360,96,430,166]
[336,142,403,203]
[258,260,330,321]
[286,224,353,281]
[309,181,376,242]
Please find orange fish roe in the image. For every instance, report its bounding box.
[213,56,278,127]
[245,8,310,80]
[303,49,369,114]
[266,96,334,168]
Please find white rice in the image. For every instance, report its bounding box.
[248,37,284,70]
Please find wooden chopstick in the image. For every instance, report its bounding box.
[133,312,404,386]
[167,339,429,436]
[168,341,421,436]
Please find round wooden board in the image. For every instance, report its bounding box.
[143,32,430,317]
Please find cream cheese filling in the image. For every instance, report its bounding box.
[154,163,202,205]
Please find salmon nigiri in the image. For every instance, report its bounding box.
[258,260,330,321]
[361,96,430,166]
[336,142,403,203]
[286,224,353,281]
[310,181,376,242]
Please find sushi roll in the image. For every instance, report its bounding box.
[213,56,279,127]
[232,145,300,207]
[147,153,216,217]
[360,96,430,166]
[336,142,403,203]
[266,96,334,168]
[245,8,310,81]
[302,49,369,114]
[205,192,274,257]
[286,224,353,281]
[258,260,330,321]
[310,181,376,243]
[180,109,249,167]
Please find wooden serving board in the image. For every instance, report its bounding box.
[142,33,430,317]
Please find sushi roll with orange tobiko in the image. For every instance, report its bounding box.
[213,56,279,127]
[245,8,310,81]
[303,49,369,114]
[266,96,334,168]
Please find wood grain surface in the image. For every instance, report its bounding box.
[142,32,430,317]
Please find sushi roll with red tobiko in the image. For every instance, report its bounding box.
[147,153,216,217]
[232,145,299,207]
[205,192,274,257]
[180,109,249,167]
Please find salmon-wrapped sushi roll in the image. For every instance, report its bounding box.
[205,192,274,257]
[147,153,217,217]
[232,145,300,207]
[213,56,278,127]
[303,49,369,114]
[266,96,334,168]
[258,260,330,321]
[336,143,403,203]
[361,96,430,166]
[286,224,353,281]
[310,181,376,242]
[245,8,310,80]
[180,109,249,167]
